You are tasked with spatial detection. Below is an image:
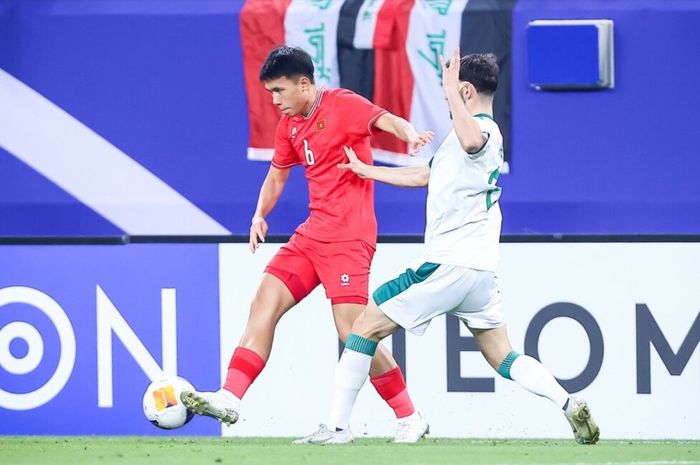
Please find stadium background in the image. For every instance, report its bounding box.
[0,0,698,440]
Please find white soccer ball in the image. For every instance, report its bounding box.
[143,375,195,430]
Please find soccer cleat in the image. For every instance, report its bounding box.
[394,411,430,443]
[292,424,354,445]
[180,389,239,426]
[564,397,600,444]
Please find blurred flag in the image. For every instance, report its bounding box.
[241,0,513,167]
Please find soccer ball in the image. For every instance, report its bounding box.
[143,375,195,429]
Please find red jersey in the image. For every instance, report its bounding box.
[271,88,386,245]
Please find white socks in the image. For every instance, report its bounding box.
[509,355,569,409]
[327,349,372,430]
[218,388,242,411]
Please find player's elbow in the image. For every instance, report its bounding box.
[377,113,411,139]
[456,130,486,153]
[458,136,484,153]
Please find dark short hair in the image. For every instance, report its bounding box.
[459,53,499,95]
[259,45,315,83]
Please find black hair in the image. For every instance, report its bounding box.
[259,45,315,84]
[458,53,499,95]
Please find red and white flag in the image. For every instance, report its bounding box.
[241,0,512,167]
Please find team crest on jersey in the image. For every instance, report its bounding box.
[291,127,298,139]
[316,119,327,131]
[340,273,350,286]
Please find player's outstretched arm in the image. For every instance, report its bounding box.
[249,165,291,253]
[441,48,487,153]
[373,113,435,155]
[338,146,429,187]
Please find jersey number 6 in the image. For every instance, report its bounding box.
[303,139,315,166]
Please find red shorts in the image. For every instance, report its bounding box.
[265,233,375,305]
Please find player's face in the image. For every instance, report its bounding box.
[264,76,310,116]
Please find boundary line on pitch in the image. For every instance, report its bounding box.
[487,461,700,465]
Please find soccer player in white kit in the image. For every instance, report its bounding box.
[295,48,600,445]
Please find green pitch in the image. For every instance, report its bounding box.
[1,437,699,465]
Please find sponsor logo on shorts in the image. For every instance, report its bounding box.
[340,273,350,286]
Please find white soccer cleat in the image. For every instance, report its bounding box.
[292,424,354,445]
[180,388,239,426]
[564,397,600,445]
[394,411,430,443]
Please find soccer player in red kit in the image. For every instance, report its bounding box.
[181,46,434,443]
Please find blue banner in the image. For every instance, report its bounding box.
[0,244,221,435]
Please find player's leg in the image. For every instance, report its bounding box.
[331,303,398,376]
[181,273,296,425]
[333,303,420,426]
[293,301,400,444]
[304,258,461,444]
[325,241,426,441]
[331,302,424,437]
[458,271,599,444]
[182,236,320,425]
[470,325,600,444]
[223,272,298,394]
[469,324,571,408]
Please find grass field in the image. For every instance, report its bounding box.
[1,437,699,465]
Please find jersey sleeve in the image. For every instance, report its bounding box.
[335,89,387,137]
[271,118,299,169]
[467,117,502,161]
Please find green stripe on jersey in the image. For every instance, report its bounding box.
[373,262,440,306]
[474,113,494,120]
[486,168,502,210]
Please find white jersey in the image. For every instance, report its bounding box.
[422,114,504,271]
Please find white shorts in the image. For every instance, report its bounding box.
[372,258,504,335]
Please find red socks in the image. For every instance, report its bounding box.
[370,366,415,419]
[223,347,414,420]
[222,347,266,398]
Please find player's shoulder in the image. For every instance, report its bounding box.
[320,88,373,115]
[326,87,353,97]
[322,87,358,103]
[474,113,498,124]
[474,113,497,125]
[474,114,501,134]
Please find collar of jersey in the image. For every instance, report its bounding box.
[295,86,326,121]
[474,112,494,120]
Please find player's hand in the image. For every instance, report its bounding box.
[407,130,435,155]
[249,216,268,253]
[338,146,370,178]
[441,47,461,94]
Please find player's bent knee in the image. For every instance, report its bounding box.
[349,322,374,340]
[496,351,520,380]
[366,327,390,342]
[351,316,393,342]
[336,327,351,343]
[347,319,379,342]
[348,308,371,328]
